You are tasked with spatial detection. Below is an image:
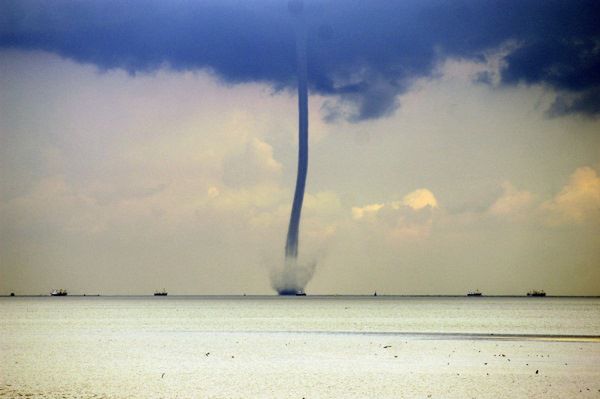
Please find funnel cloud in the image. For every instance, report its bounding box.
[285,0,308,260]
[280,0,310,295]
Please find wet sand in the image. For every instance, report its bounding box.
[1,296,599,398]
[2,331,599,398]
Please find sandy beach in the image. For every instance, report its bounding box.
[2,330,599,398]
[1,296,599,398]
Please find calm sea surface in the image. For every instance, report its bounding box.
[1,296,599,398]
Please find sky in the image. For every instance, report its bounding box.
[1,0,599,295]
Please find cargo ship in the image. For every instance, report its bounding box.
[527,290,546,297]
[50,289,67,296]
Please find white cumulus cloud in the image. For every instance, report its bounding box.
[489,181,534,216]
[396,188,439,210]
[351,189,439,241]
[351,203,385,220]
[540,166,600,226]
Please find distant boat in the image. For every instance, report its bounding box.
[154,290,168,296]
[527,290,546,297]
[374,291,377,297]
[467,290,482,297]
[50,289,67,296]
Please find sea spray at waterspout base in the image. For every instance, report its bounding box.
[271,257,316,295]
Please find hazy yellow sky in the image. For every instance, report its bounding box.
[1,49,599,295]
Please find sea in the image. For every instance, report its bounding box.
[1,296,599,398]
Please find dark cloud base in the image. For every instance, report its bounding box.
[2,0,599,120]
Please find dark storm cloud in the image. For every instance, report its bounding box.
[1,0,599,120]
